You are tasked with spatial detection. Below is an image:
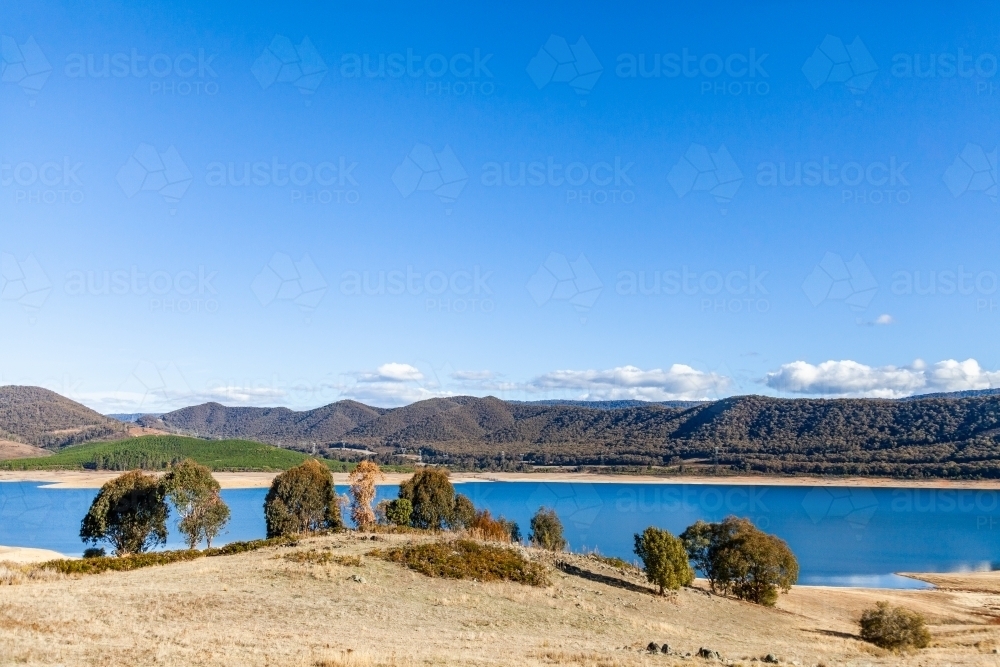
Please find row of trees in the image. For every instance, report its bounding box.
[80,460,230,555]
[81,459,569,555]
[632,516,799,606]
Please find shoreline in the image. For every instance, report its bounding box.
[2,469,1000,490]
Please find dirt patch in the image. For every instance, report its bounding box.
[0,440,52,460]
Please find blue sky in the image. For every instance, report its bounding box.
[1,1,998,412]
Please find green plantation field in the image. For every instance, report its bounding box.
[0,435,353,472]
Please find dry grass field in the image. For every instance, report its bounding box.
[1,532,999,667]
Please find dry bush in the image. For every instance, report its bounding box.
[284,550,362,567]
[349,460,384,531]
[369,539,549,586]
[859,601,931,650]
[313,651,413,667]
[468,510,513,543]
[0,562,64,586]
[532,650,629,667]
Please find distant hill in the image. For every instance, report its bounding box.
[901,388,1000,400]
[139,393,1000,479]
[107,413,163,423]
[0,386,127,449]
[516,399,706,410]
[0,435,350,472]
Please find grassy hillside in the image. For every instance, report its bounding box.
[0,435,352,472]
[0,386,127,449]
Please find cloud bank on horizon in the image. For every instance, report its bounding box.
[68,358,1000,414]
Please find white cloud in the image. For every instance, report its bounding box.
[875,314,894,325]
[765,358,1000,398]
[530,364,730,401]
[358,362,424,383]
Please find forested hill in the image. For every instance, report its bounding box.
[135,394,1000,479]
[0,386,127,449]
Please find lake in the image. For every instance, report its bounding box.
[3,479,998,589]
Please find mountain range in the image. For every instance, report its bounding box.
[6,385,1000,478]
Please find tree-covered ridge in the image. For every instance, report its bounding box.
[0,386,127,449]
[136,393,1000,479]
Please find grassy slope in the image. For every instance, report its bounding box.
[0,435,353,472]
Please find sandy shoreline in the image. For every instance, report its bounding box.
[2,469,999,490]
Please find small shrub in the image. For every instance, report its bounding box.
[264,459,342,537]
[284,550,363,567]
[369,539,549,586]
[450,493,476,530]
[398,468,456,530]
[39,535,298,576]
[859,602,931,650]
[384,498,413,526]
[529,507,566,551]
[633,526,694,594]
[468,510,514,543]
[82,547,106,559]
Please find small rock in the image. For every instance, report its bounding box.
[647,642,661,653]
[697,647,722,660]
[660,644,672,655]
[350,574,365,583]
[763,655,778,664]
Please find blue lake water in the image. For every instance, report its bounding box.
[3,480,998,589]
